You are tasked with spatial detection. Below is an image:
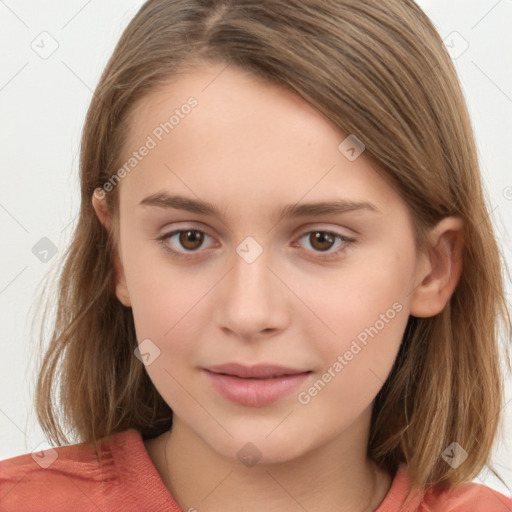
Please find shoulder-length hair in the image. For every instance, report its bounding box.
[32,0,511,492]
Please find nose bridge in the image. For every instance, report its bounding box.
[231,234,273,300]
[215,234,288,337]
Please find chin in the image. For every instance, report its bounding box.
[199,425,313,467]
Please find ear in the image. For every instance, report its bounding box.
[409,216,464,318]
[92,189,131,307]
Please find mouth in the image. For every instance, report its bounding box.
[202,363,312,407]
[205,363,311,378]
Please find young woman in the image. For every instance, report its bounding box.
[2,1,511,510]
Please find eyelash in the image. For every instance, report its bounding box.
[157,228,355,261]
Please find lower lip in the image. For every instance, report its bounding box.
[203,370,311,407]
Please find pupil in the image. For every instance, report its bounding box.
[313,232,333,251]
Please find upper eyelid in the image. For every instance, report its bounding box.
[159,220,356,236]
[159,223,216,241]
[159,224,354,240]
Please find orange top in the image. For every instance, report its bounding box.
[1,428,511,511]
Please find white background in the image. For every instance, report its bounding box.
[1,0,511,498]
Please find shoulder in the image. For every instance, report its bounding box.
[378,465,512,512]
[0,428,179,511]
[422,479,512,512]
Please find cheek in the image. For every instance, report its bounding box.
[296,282,409,420]
[128,277,203,355]
[305,243,413,344]
[121,230,197,331]
[296,246,412,399]
[125,263,208,412]
[124,250,215,373]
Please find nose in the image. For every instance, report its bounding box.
[214,245,290,341]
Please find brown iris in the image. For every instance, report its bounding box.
[179,230,205,251]
[308,231,335,252]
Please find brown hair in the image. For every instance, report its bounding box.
[32,0,511,493]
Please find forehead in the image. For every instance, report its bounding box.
[118,63,408,222]
[125,62,342,155]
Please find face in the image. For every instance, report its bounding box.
[95,62,431,464]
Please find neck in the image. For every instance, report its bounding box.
[148,408,392,512]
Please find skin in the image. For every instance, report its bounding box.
[92,62,464,512]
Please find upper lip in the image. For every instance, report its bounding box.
[204,363,311,379]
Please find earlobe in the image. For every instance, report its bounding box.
[91,190,132,308]
[113,253,132,308]
[409,217,464,318]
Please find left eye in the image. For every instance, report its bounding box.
[295,230,354,258]
[157,228,354,259]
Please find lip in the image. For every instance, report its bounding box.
[206,363,309,379]
[203,363,312,407]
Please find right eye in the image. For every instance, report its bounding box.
[158,228,216,258]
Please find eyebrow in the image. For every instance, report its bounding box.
[139,192,381,222]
